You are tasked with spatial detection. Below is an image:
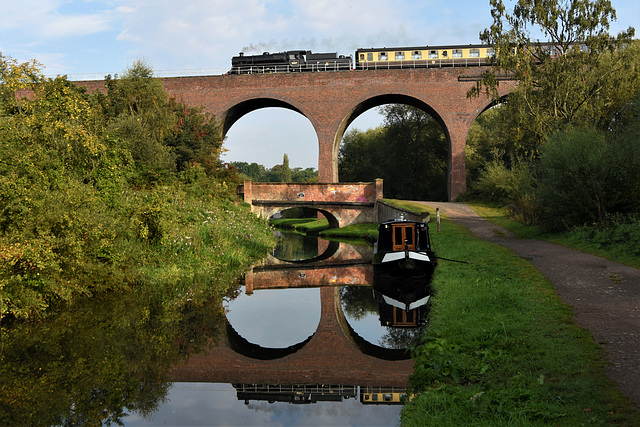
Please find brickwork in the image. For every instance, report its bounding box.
[169,286,413,387]
[246,264,373,292]
[72,68,513,200]
[239,179,383,227]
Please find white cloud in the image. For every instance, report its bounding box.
[0,0,116,39]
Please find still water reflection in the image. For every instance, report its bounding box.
[1,231,432,426]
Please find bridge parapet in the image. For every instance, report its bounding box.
[238,179,383,228]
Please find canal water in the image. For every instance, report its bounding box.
[1,231,432,426]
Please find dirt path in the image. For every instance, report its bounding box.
[414,201,640,409]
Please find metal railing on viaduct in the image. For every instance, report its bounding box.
[71,66,514,200]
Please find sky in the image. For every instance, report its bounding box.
[2,0,638,169]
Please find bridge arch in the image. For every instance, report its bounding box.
[334,94,451,194]
[335,93,449,148]
[220,97,309,137]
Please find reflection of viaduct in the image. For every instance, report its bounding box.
[169,272,414,388]
[75,68,512,200]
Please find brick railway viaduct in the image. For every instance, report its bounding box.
[77,67,513,200]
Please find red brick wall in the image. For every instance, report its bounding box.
[69,69,514,200]
[169,287,413,387]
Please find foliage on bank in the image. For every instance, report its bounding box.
[465,0,640,233]
[0,54,275,320]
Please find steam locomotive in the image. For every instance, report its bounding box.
[228,50,352,74]
[228,44,500,74]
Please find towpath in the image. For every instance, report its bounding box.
[413,201,640,410]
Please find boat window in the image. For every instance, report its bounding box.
[412,50,422,59]
[395,52,405,60]
[394,227,403,246]
[394,307,417,326]
[392,224,416,251]
[469,48,480,57]
[379,52,388,60]
[428,50,439,59]
[452,49,463,58]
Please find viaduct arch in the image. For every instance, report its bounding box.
[79,67,513,200]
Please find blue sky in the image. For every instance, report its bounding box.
[2,0,638,168]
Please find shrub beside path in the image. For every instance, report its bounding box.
[414,201,640,410]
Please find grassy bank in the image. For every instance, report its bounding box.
[269,217,378,244]
[393,202,639,425]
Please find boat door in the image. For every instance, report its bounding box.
[391,223,416,251]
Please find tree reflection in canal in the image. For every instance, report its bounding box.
[0,288,226,426]
[0,231,432,426]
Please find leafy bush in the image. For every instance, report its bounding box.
[471,158,540,225]
[0,56,275,320]
[536,126,630,230]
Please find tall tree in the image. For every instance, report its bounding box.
[470,0,639,145]
[282,153,292,182]
[339,105,448,200]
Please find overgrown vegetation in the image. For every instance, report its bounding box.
[0,54,275,320]
[464,0,640,236]
[339,104,448,201]
[395,203,639,426]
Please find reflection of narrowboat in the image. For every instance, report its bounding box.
[373,216,437,276]
[373,266,433,329]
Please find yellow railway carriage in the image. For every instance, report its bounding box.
[355,44,496,69]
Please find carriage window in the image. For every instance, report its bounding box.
[486,48,495,57]
[428,50,439,59]
[395,52,405,60]
[452,49,462,58]
[412,50,422,59]
[360,54,365,60]
[469,48,480,57]
[367,53,373,61]
[379,52,388,60]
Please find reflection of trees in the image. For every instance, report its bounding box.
[380,326,424,350]
[0,289,226,426]
[339,286,378,321]
[272,231,320,261]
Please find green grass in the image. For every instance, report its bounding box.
[320,222,378,243]
[270,217,378,244]
[269,217,330,233]
[376,200,638,424]
[398,205,639,425]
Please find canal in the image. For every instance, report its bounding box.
[1,231,432,426]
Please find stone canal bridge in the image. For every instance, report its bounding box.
[238,179,384,228]
[74,67,513,200]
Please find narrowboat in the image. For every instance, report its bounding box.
[373,216,437,277]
